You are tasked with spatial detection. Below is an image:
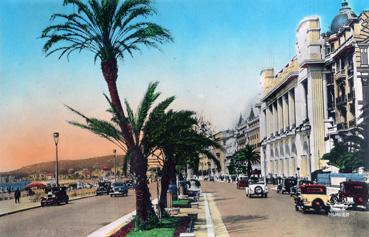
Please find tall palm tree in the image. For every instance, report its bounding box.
[234,145,260,177]
[41,0,172,225]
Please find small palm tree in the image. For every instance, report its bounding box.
[234,145,260,177]
[143,110,221,213]
[41,0,173,225]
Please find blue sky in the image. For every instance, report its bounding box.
[0,0,368,171]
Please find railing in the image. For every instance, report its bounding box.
[335,69,346,79]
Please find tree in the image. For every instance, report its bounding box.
[143,110,221,214]
[323,104,369,172]
[233,145,260,177]
[67,82,172,228]
[41,0,173,226]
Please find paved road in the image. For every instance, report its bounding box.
[0,183,159,237]
[201,181,369,237]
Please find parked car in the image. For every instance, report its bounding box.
[245,180,268,198]
[110,182,128,197]
[125,180,135,189]
[186,179,201,197]
[41,186,69,206]
[237,176,249,189]
[294,184,330,214]
[330,181,369,209]
[277,177,297,194]
[96,181,112,195]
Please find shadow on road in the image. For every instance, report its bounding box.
[221,214,268,234]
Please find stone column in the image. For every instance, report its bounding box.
[283,94,289,130]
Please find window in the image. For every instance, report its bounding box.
[361,47,368,65]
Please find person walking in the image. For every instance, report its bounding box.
[14,189,21,204]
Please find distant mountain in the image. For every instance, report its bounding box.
[0,155,125,177]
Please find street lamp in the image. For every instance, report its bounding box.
[113,149,117,182]
[53,132,59,187]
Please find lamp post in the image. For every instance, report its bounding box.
[113,149,117,182]
[304,123,312,180]
[53,132,59,187]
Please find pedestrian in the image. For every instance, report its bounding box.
[14,188,21,204]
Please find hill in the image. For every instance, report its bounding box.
[0,155,125,177]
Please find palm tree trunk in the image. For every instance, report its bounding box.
[101,59,155,225]
[247,161,252,178]
[159,158,174,214]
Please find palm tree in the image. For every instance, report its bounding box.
[143,110,221,213]
[234,145,260,177]
[41,0,172,225]
[67,82,172,228]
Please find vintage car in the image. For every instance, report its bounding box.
[125,180,135,189]
[245,180,268,198]
[290,180,314,196]
[186,179,201,198]
[41,186,69,206]
[96,181,112,195]
[236,176,249,189]
[110,182,128,197]
[294,184,330,214]
[330,181,369,209]
[277,177,297,194]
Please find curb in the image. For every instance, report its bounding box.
[87,199,158,237]
[0,194,96,218]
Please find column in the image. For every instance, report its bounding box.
[278,98,283,132]
[273,102,278,133]
[283,94,289,129]
[288,90,296,128]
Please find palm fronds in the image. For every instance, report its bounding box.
[41,0,173,62]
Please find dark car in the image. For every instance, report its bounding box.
[125,180,135,189]
[41,186,69,206]
[110,182,129,197]
[330,181,369,209]
[277,177,297,194]
[96,181,112,195]
[290,180,313,196]
[237,176,249,189]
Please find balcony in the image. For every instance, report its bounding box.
[335,69,346,79]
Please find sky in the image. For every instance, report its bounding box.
[0,0,368,172]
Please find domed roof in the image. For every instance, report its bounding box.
[330,0,357,34]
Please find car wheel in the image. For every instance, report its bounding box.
[295,205,299,211]
[313,200,323,214]
[264,193,268,198]
[302,207,307,214]
[110,194,113,197]
[254,186,262,195]
[65,199,68,204]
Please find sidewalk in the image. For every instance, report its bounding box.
[194,193,229,237]
[0,194,96,217]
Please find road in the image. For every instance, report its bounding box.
[0,183,159,237]
[201,181,369,237]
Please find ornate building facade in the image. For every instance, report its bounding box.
[260,0,369,179]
